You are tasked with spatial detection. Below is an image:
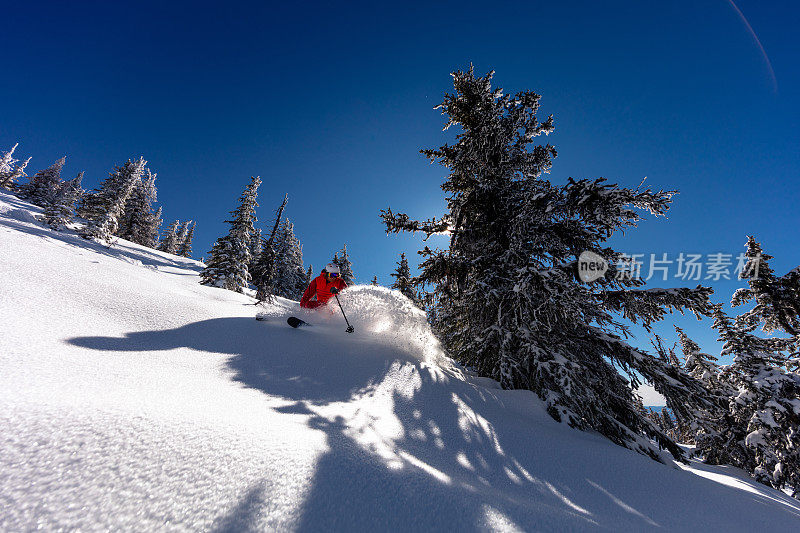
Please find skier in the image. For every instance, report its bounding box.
[300,263,348,309]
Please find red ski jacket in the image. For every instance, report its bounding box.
[300,273,348,309]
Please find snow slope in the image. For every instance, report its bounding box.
[2,189,799,531]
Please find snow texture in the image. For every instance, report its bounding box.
[2,190,800,531]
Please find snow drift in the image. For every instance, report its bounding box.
[2,189,800,531]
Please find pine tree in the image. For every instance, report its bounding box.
[249,227,263,272]
[253,194,288,302]
[81,158,146,242]
[272,219,306,299]
[117,168,159,246]
[178,221,195,258]
[306,265,314,286]
[676,326,721,385]
[674,325,726,450]
[20,156,66,206]
[44,172,84,230]
[711,239,800,496]
[381,66,715,462]
[175,220,191,251]
[200,176,261,292]
[0,143,18,174]
[390,252,417,303]
[371,276,379,286]
[0,144,31,190]
[146,206,163,248]
[79,157,143,224]
[333,244,355,285]
[158,220,181,254]
[117,168,157,246]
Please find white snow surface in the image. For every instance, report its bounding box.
[2,189,799,531]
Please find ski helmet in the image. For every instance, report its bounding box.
[324,263,340,274]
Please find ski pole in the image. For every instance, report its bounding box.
[333,292,354,333]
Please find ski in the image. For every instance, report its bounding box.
[287,316,309,328]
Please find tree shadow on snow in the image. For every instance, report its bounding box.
[69,318,800,531]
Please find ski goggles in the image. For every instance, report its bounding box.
[329,273,339,278]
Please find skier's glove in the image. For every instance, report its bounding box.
[330,287,339,294]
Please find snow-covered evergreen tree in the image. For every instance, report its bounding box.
[158,220,181,254]
[271,219,306,299]
[306,264,314,286]
[150,206,164,247]
[252,237,275,301]
[381,66,715,462]
[79,157,145,226]
[175,220,191,251]
[0,144,31,190]
[200,176,261,292]
[0,143,18,174]
[81,158,146,242]
[333,244,355,286]
[117,168,159,246]
[673,324,730,452]
[253,195,289,303]
[0,156,30,190]
[390,252,417,303]
[676,326,720,384]
[712,239,800,496]
[19,156,66,206]
[177,221,195,258]
[44,171,84,230]
[249,227,263,272]
[733,237,800,339]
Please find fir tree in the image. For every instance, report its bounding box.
[674,325,727,451]
[200,176,261,292]
[676,326,721,386]
[117,168,159,246]
[253,194,288,302]
[79,157,143,225]
[44,172,84,230]
[371,276,379,286]
[0,143,18,174]
[149,206,164,248]
[272,219,306,299]
[712,239,800,496]
[176,220,191,251]
[178,221,195,258]
[306,265,314,286]
[158,220,181,254]
[20,156,66,206]
[333,244,355,286]
[391,252,417,303]
[381,66,715,462]
[249,227,263,272]
[81,158,146,242]
[0,144,31,190]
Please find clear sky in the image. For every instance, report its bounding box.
[3,0,798,360]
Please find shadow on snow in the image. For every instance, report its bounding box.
[68,318,800,531]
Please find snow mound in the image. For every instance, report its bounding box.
[0,205,40,224]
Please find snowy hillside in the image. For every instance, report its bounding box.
[2,189,800,531]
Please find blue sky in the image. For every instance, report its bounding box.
[3,1,798,360]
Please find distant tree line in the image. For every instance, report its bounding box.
[199,176,356,303]
[0,143,195,257]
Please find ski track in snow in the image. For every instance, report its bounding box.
[2,189,800,531]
